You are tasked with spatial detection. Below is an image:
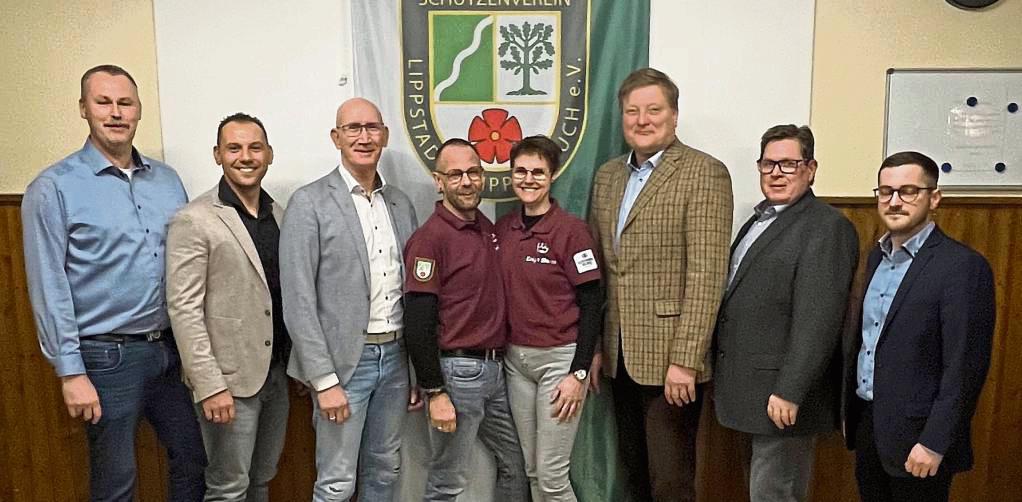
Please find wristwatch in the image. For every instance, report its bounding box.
[424,387,447,399]
[572,369,588,382]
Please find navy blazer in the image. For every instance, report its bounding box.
[842,225,995,476]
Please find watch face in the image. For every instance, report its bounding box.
[946,0,999,9]
[573,369,588,381]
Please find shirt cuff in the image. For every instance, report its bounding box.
[311,373,340,392]
[54,354,87,378]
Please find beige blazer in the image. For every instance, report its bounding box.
[588,138,733,385]
[167,188,284,402]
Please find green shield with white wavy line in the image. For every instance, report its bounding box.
[433,14,493,102]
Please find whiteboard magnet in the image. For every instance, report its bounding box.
[941,163,953,173]
[995,162,1007,173]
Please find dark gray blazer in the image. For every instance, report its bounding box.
[713,190,859,436]
[280,168,418,384]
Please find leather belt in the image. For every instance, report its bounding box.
[88,329,171,344]
[365,330,402,344]
[441,348,504,361]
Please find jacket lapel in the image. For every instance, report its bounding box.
[878,228,944,341]
[214,200,268,287]
[725,192,816,300]
[621,139,683,233]
[605,160,630,259]
[327,169,371,285]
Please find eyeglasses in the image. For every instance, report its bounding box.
[757,159,807,174]
[437,167,484,183]
[511,167,550,181]
[338,122,385,138]
[873,185,937,203]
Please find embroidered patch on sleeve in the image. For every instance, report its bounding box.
[573,249,598,274]
[414,257,436,282]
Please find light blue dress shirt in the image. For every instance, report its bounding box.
[856,221,936,401]
[614,149,665,249]
[21,140,188,377]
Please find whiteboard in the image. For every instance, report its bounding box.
[885,69,1022,189]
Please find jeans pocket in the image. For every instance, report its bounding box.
[444,358,485,382]
[80,341,124,374]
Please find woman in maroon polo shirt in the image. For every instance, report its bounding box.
[495,135,603,502]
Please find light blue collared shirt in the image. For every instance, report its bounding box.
[856,221,936,400]
[615,149,665,249]
[21,139,188,377]
[727,199,791,287]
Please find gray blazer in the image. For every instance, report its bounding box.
[167,188,284,402]
[713,191,859,436]
[280,168,418,384]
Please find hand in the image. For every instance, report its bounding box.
[664,364,697,406]
[588,352,603,394]
[905,443,944,478]
[550,375,585,423]
[61,374,102,424]
[407,385,424,412]
[317,385,350,424]
[202,390,236,424]
[766,394,799,430]
[428,393,457,433]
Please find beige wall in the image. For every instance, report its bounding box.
[0,0,162,194]
[3,0,1021,195]
[811,0,1022,196]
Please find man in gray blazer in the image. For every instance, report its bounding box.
[712,125,859,502]
[168,113,290,501]
[280,97,420,501]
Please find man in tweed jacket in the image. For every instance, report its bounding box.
[588,68,733,502]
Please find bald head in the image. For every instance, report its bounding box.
[330,97,389,172]
[336,97,383,127]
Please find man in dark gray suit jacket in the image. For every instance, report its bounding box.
[280,97,419,501]
[713,125,859,502]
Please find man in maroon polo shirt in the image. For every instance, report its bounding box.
[403,138,529,502]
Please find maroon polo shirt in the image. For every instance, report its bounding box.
[495,200,601,348]
[403,201,507,350]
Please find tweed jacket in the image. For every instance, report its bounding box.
[167,188,284,402]
[280,168,418,385]
[713,191,859,436]
[588,138,733,385]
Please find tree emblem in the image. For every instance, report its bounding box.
[498,22,555,96]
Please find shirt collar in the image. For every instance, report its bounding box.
[511,199,562,234]
[218,176,274,218]
[878,220,935,258]
[83,138,149,175]
[337,164,386,196]
[752,199,790,221]
[434,200,488,231]
[625,149,666,172]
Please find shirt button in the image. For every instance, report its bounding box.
[145,229,150,233]
[264,340,271,347]
[137,205,142,210]
[264,309,271,316]
[862,379,867,383]
[874,322,879,327]
[153,253,158,258]
[867,351,871,355]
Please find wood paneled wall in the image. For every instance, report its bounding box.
[2,195,1019,501]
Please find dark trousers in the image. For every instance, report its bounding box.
[612,351,703,502]
[854,400,953,502]
[81,336,207,502]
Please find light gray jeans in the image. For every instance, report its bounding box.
[738,432,816,502]
[505,343,587,502]
[197,364,290,502]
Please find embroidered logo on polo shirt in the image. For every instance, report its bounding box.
[573,249,598,273]
[413,257,435,282]
[536,242,549,254]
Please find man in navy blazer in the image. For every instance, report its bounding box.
[843,151,995,502]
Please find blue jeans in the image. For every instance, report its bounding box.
[311,339,409,501]
[81,336,206,502]
[197,364,290,502]
[424,357,529,502]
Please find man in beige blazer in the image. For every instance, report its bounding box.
[167,113,291,502]
[588,68,733,502]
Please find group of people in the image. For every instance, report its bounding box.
[21,63,995,502]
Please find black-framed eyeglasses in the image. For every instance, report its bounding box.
[338,122,385,138]
[511,167,550,181]
[756,159,808,174]
[438,167,484,183]
[873,185,936,203]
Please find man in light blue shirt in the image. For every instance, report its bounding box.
[21,64,206,501]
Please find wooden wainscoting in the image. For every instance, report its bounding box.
[2,195,1020,501]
